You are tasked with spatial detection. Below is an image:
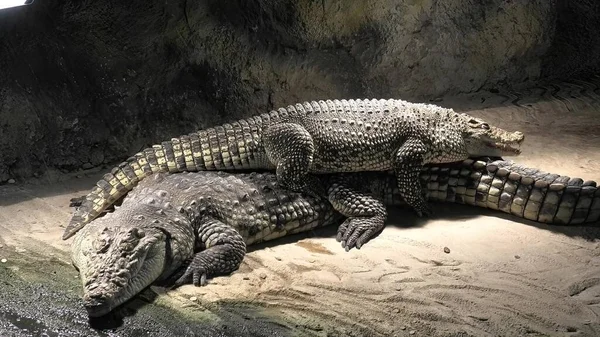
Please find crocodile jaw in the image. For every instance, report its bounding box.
[82,244,165,317]
[73,226,167,317]
[465,126,525,157]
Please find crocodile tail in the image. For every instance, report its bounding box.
[62,133,208,240]
[484,160,600,225]
[61,115,276,240]
[422,158,599,225]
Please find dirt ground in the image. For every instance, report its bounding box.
[1,81,599,336]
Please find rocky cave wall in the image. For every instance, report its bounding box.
[0,0,598,182]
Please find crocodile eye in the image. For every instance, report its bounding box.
[481,123,490,130]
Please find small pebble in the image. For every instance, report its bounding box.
[7,179,15,184]
[514,255,521,259]
[401,326,407,330]
[274,256,282,261]
[443,247,450,254]
[409,330,416,335]
[259,273,267,280]
[393,308,400,313]
[242,276,250,280]
[189,296,197,301]
[1,258,7,263]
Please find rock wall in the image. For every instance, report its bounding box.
[541,0,600,78]
[0,0,593,181]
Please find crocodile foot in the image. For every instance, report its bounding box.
[336,215,386,251]
[413,200,433,217]
[175,269,208,288]
[169,257,210,288]
[168,224,246,288]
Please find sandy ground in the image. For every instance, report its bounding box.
[1,79,600,336]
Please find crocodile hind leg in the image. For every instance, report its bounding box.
[171,218,246,287]
[394,138,432,217]
[262,122,324,196]
[327,175,388,251]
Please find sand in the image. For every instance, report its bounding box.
[1,79,599,336]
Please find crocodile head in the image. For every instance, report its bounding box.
[460,114,525,157]
[71,221,167,317]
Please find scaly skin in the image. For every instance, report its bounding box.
[71,158,598,317]
[63,99,524,239]
[72,170,343,317]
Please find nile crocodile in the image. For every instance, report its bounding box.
[63,99,524,239]
[71,158,598,317]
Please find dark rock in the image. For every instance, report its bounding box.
[0,1,592,180]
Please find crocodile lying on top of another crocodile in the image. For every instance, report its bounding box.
[71,158,599,317]
[63,99,524,240]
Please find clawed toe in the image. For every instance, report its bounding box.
[193,273,208,287]
[414,201,432,217]
[174,269,208,288]
[336,217,385,251]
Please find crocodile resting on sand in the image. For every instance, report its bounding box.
[71,158,599,317]
[64,99,524,239]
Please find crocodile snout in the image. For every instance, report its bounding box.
[83,291,112,317]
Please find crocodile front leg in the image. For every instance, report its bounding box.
[172,218,246,287]
[327,175,388,251]
[394,138,432,217]
[262,122,323,195]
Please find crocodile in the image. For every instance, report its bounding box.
[63,99,524,240]
[71,158,599,317]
